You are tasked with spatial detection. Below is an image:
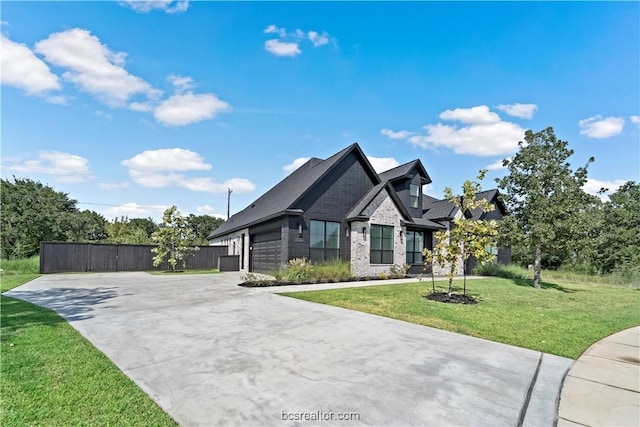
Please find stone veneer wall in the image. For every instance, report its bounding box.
[209,227,250,273]
[350,190,406,277]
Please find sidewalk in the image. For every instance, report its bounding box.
[557,326,640,426]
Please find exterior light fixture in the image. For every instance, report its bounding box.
[345,227,350,238]
[298,223,303,237]
[362,227,367,240]
[399,230,404,243]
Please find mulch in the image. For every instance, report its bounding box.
[425,292,477,304]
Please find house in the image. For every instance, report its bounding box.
[207,143,510,276]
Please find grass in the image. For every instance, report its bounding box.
[146,268,220,275]
[280,277,640,359]
[1,267,177,426]
[474,263,640,287]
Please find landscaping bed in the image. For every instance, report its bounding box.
[239,275,407,287]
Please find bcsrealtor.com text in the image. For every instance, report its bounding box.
[281,410,360,422]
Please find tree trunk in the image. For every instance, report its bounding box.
[463,260,467,295]
[533,244,542,289]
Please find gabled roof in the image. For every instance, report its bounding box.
[346,182,413,222]
[468,189,507,219]
[208,143,378,238]
[423,188,507,221]
[378,159,432,185]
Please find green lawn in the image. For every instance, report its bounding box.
[280,278,640,359]
[1,274,177,426]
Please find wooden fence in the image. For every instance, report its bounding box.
[39,242,229,274]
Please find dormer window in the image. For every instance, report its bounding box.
[410,184,421,208]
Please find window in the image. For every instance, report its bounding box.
[410,184,421,208]
[406,231,424,264]
[309,220,340,262]
[370,225,394,264]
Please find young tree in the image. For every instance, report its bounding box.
[151,206,199,271]
[424,171,499,296]
[497,127,595,288]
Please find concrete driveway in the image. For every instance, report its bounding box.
[5,272,572,426]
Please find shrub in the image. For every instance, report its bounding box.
[472,263,529,280]
[389,264,410,279]
[312,259,351,281]
[284,258,314,282]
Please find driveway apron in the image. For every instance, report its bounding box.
[5,273,573,426]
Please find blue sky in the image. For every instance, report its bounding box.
[2,1,638,221]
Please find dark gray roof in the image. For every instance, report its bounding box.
[423,188,505,221]
[403,218,447,230]
[423,199,457,220]
[346,182,413,222]
[378,159,432,184]
[208,144,376,238]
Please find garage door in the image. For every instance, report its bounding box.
[250,230,282,273]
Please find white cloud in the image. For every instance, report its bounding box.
[439,105,501,124]
[34,28,160,107]
[45,95,69,105]
[122,148,255,194]
[98,182,130,190]
[103,202,171,219]
[578,115,625,139]
[128,101,154,112]
[264,39,301,57]
[495,103,538,119]
[283,157,311,173]
[6,151,93,182]
[0,34,61,95]
[583,178,627,201]
[630,115,640,126]
[367,156,400,173]
[486,158,508,170]
[263,26,332,57]
[196,205,226,219]
[264,24,286,38]
[154,92,230,126]
[308,31,329,47]
[380,128,415,140]
[119,0,189,14]
[122,148,211,173]
[167,74,195,92]
[402,105,525,156]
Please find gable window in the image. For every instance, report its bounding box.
[406,230,424,264]
[310,220,340,262]
[410,184,421,208]
[370,225,394,264]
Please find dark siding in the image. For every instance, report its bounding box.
[291,152,377,262]
[39,242,227,273]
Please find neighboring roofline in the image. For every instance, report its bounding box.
[207,208,305,240]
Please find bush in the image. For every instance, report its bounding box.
[312,259,352,281]
[473,263,530,280]
[284,258,314,282]
[1,256,40,275]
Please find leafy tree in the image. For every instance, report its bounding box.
[187,214,224,243]
[424,171,499,296]
[597,181,640,275]
[151,206,199,271]
[497,127,595,288]
[129,217,158,239]
[65,210,109,242]
[105,217,152,244]
[1,177,78,258]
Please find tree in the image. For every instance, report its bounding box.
[151,206,199,271]
[105,217,152,244]
[497,127,595,288]
[65,210,108,242]
[424,171,499,296]
[597,181,640,275]
[187,214,224,244]
[1,177,78,258]
[129,217,158,239]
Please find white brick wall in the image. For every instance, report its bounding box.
[350,190,406,277]
[209,227,250,273]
